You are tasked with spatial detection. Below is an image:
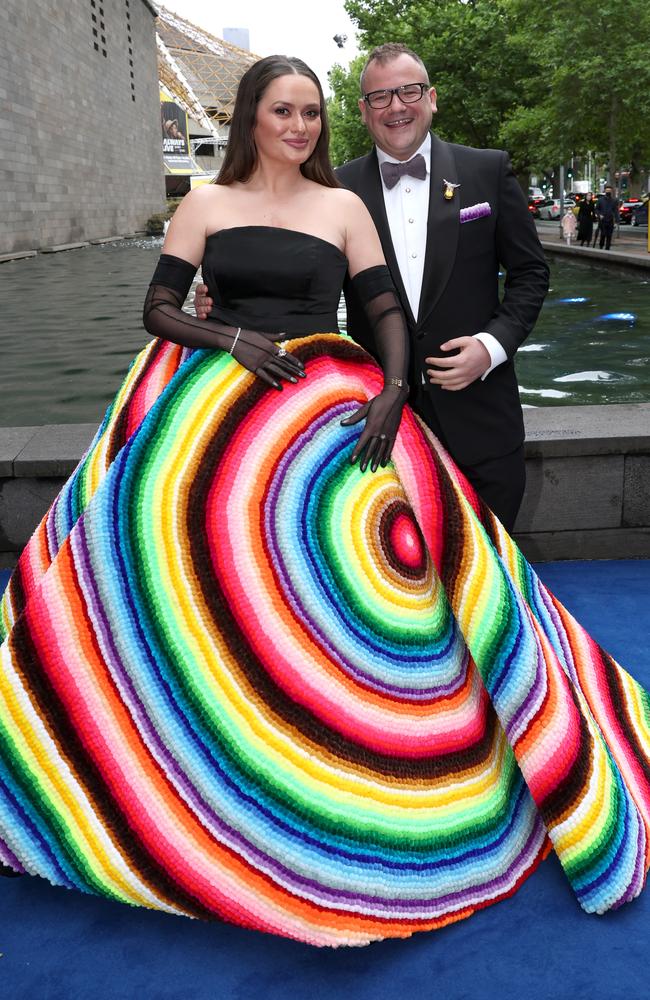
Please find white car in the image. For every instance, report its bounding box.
[537,198,576,220]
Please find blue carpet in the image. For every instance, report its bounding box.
[0,561,649,1000]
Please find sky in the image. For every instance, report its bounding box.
[160,1,360,93]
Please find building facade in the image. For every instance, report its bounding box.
[0,0,165,254]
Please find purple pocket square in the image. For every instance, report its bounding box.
[460,202,491,223]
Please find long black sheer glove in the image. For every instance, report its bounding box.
[143,254,305,390]
[340,266,410,472]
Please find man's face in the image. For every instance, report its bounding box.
[358,54,436,161]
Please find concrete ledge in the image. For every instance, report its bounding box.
[13,424,96,477]
[0,426,41,478]
[0,403,648,562]
[0,234,149,264]
[40,242,91,254]
[540,240,650,269]
[522,403,650,457]
[515,528,650,561]
[0,251,37,263]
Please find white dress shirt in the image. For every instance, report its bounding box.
[376,135,506,379]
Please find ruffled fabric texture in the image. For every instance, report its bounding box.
[0,335,648,947]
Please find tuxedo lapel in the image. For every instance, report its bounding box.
[417,135,460,326]
[353,150,416,327]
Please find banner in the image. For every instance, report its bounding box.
[161,92,198,175]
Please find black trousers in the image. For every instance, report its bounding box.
[413,386,526,532]
[599,221,614,250]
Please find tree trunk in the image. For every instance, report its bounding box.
[607,94,617,194]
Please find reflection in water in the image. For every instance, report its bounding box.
[599,312,636,322]
[1,241,649,425]
[554,370,626,382]
[515,257,650,407]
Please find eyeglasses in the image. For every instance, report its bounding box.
[363,83,429,110]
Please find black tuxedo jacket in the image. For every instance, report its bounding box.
[336,134,549,466]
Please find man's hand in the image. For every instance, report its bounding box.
[194,283,213,320]
[425,337,490,391]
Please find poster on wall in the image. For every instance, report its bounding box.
[160,92,197,174]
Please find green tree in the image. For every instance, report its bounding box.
[502,0,650,189]
[328,0,650,188]
[327,56,370,166]
[337,0,541,172]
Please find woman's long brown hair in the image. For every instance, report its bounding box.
[215,55,339,189]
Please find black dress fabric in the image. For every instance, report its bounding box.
[202,227,349,336]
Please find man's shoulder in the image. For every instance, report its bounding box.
[335,151,374,186]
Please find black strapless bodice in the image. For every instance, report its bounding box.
[201,227,349,336]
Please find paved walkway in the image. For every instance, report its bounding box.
[536,221,650,268]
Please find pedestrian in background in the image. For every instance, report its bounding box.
[562,207,577,244]
[577,192,596,245]
[597,185,619,250]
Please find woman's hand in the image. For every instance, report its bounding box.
[232,329,305,390]
[189,284,303,390]
[341,386,408,472]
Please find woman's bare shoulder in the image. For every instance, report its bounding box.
[178,184,229,210]
[323,186,366,210]
[168,183,233,234]
[315,186,371,228]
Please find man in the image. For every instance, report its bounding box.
[196,43,548,530]
[337,43,549,530]
[596,185,619,250]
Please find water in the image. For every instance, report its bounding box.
[1,240,649,425]
[517,256,650,407]
[1,238,163,426]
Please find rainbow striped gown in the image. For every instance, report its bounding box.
[0,334,649,947]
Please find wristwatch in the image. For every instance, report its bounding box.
[385,377,409,390]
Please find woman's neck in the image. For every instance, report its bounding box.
[243,160,309,197]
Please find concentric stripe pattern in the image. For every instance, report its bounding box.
[0,335,648,946]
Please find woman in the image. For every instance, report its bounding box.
[0,57,649,948]
[577,192,596,245]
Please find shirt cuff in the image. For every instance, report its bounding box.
[474,332,507,379]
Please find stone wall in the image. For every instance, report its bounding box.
[1,404,649,568]
[514,404,650,560]
[0,0,164,255]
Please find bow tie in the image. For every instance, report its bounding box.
[380,153,427,189]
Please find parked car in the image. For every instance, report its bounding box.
[631,202,648,226]
[527,195,546,218]
[619,199,643,224]
[537,198,576,220]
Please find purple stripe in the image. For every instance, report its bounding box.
[506,639,547,741]
[0,838,24,873]
[535,576,578,682]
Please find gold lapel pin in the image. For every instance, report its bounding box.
[442,179,461,201]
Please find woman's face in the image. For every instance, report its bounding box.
[253,73,322,166]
